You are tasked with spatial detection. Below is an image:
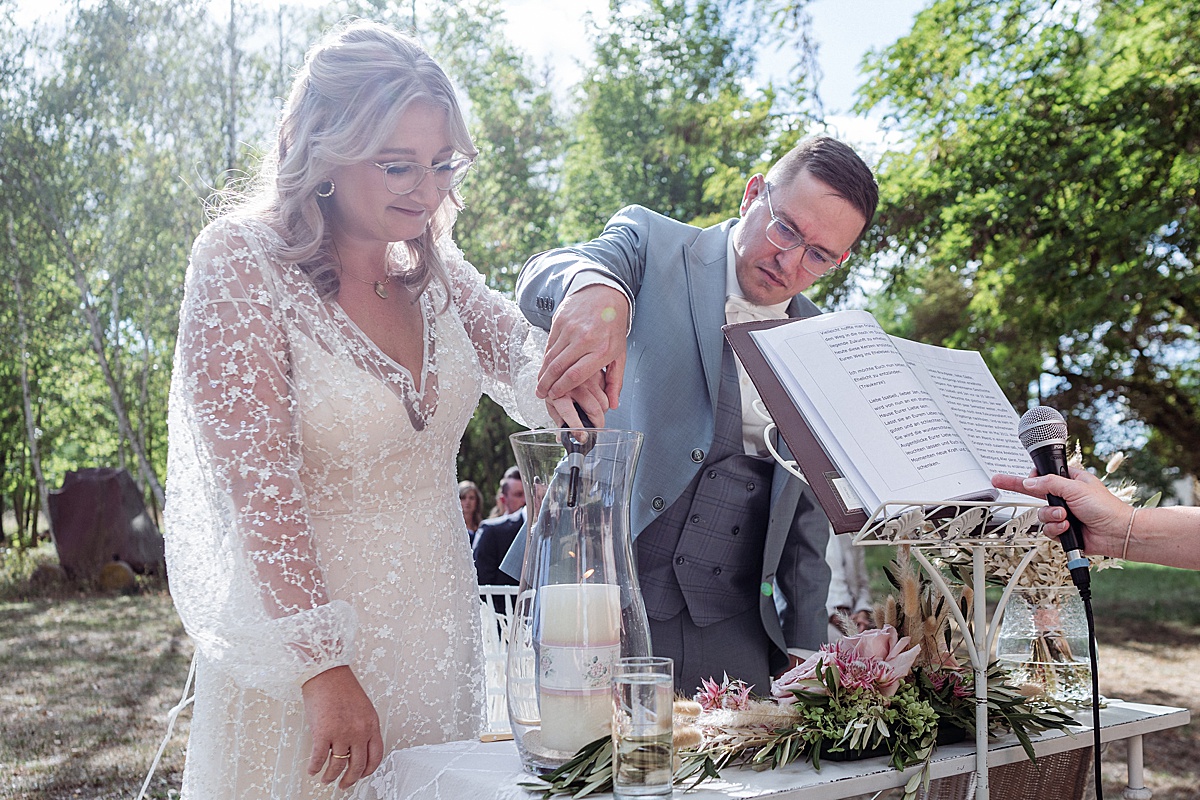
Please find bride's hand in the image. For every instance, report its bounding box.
[302,665,384,789]
[546,372,609,428]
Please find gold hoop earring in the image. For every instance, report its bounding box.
[317,180,335,198]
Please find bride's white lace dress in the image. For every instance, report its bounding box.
[164,215,549,799]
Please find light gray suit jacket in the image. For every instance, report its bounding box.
[504,205,831,652]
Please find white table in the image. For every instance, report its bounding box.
[362,701,1188,800]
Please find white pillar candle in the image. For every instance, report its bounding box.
[538,582,622,753]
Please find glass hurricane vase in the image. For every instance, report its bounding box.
[505,428,652,774]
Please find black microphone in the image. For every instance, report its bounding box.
[1017,407,1105,800]
[1017,406,1090,590]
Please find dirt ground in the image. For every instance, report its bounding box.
[1,588,1196,800]
[1088,618,1199,800]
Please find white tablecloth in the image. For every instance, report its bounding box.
[365,701,1190,800]
[365,739,531,800]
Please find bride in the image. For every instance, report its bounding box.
[164,20,602,798]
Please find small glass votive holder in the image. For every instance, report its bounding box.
[611,656,674,798]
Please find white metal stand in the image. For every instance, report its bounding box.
[850,498,1048,800]
[761,421,1055,800]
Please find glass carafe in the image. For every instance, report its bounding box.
[506,428,651,774]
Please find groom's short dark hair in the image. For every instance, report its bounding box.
[767,136,879,238]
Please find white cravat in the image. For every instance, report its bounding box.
[724,294,780,325]
[725,294,787,456]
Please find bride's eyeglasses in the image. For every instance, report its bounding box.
[372,156,474,196]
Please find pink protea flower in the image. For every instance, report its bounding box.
[928,668,973,699]
[694,674,754,711]
[771,624,921,703]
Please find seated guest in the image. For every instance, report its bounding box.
[459,480,484,545]
[486,465,524,519]
[474,470,524,613]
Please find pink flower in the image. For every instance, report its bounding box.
[771,625,921,703]
[694,674,754,711]
[929,668,973,699]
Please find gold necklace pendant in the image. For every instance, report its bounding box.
[373,281,389,299]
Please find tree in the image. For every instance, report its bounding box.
[856,0,1200,480]
[560,0,789,239]
[0,0,265,532]
[423,0,570,495]
[0,7,83,545]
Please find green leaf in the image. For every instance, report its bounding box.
[905,770,924,793]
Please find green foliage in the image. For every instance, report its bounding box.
[0,0,248,525]
[3,0,1189,539]
[1092,561,1200,627]
[456,395,524,509]
[0,0,341,535]
[419,0,569,485]
[559,0,784,240]
[438,20,565,293]
[778,667,938,772]
[0,0,581,529]
[520,735,613,798]
[857,0,1200,474]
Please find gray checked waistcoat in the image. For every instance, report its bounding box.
[635,343,774,626]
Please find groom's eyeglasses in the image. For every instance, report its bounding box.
[762,182,849,275]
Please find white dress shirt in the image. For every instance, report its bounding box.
[724,231,788,456]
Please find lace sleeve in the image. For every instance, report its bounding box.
[441,240,552,429]
[164,217,354,701]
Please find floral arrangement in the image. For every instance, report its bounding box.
[671,628,952,798]
[525,548,1074,800]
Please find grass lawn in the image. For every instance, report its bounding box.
[1,546,191,800]
[1,544,1196,799]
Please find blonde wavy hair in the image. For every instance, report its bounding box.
[233,19,477,300]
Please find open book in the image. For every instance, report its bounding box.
[726,310,1037,531]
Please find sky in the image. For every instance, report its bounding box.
[501,0,930,155]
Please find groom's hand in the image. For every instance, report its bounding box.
[302,665,384,789]
[538,284,629,411]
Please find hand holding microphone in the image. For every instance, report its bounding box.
[992,467,1132,552]
[1014,406,1092,589]
[993,463,1200,573]
[1012,406,1102,788]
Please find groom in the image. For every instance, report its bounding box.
[505,136,879,695]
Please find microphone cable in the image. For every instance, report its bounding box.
[1017,406,1103,800]
[1074,566,1103,800]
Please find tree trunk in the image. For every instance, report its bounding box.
[27,173,166,508]
[6,222,51,545]
[138,297,161,524]
[225,0,239,176]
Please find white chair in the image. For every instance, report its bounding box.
[478,584,519,734]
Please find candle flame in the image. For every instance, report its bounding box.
[582,568,595,580]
